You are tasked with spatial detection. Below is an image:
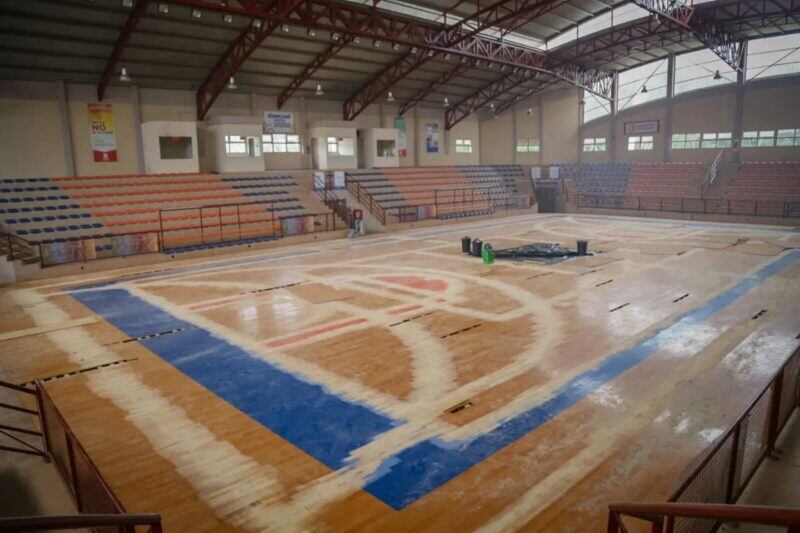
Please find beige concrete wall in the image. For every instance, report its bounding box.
[514,103,543,166]
[479,112,513,164]
[3,76,799,179]
[579,78,800,165]
[615,105,667,163]
[0,96,68,178]
[742,84,800,161]
[541,87,580,164]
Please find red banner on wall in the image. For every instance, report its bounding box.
[88,103,118,162]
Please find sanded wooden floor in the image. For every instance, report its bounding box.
[1,213,799,532]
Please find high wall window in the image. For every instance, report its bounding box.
[583,137,606,152]
[263,134,301,153]
[671,133,701,150]
[674,48,735,95]
[618,59,668,112]
[516,138,540,153]
[746,34,800,81]
[225,135,261,157]
[327,137,355,156]
[777,128,800,146]
[742,130,775,148]
[701,132,732,149]
[327,137,339,154]
[582,92,612,123]
[627,135,653,151]
[455,139,473,153]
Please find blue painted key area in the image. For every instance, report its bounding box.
[71,289,398,470]
[364,250,800,508]
[69,250,799,510]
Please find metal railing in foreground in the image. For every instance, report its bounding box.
[574,193,800,219]
[608,347,800,533]
[0,201,342,267]
[608,503,800,533]
[346,178,387,225]
[0,379,162,531]
[383,193,532,223]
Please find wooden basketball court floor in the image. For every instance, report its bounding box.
[2,213,800,532]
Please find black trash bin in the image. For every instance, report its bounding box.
[461,236,471,254]
[577,240,588,256]
[472,239,483,257]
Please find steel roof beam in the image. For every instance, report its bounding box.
[277,34,355,108]
[196,0,305,119]
[398,62,472,115]
[163,0,612,119]
[444,63,613,129]
[392,0,578,120]
[630,0,746,71]
[97,0,151,100]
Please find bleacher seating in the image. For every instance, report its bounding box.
[347,164,530,220]
[724,161,800,200]
[0,172,315,254]
[563,162,706,199]
[626,162,706,197]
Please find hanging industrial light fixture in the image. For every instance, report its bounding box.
[119,67,131,82]
[315,84,324,96]
[226,77,237,90]
[387,91,395,103]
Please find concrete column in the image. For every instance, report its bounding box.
[131,85,145,174]
[250,92,258,116]
[414,105,421,166]
[608,76,619,164]
[55,80,76,177]
[511,103,518,164]
[537,94,544,164]
[663,54,675,162]
[300,97,312,169]
[732,42,748,164]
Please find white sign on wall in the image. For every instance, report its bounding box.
[550,166,560,180]
[624,120,659,135]
[333,171,345,189]
[265,112,294,133]
[531,166,542,181]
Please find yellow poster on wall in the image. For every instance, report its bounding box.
[88,103,118,162]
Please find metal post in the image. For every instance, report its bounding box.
[766,371,784,454]
[726,424,741,502]
[218,206,223,243]
[66,435,82,511]
[34,384,51,463]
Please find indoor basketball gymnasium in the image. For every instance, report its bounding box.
[0,0,799,532]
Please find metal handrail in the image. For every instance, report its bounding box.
[608,503,800,532]
[702,148,725,198]
[573,193,800,219]
[608,347,800,533]
[1,380,163,529]
[0,513,162,531]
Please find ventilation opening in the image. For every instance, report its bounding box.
[251,282,305,295]
[752,309,767,320]
[441,323,482,339]
[673,294,690,303]
[124,327,188,343]
[525,272,554,280]
[389,311,435,327]
[595,279,613,287]
[609,303,630,313]
[22,358,137,386]
[446,400,473,414]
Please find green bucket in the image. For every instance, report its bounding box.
[482,244,495,264]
